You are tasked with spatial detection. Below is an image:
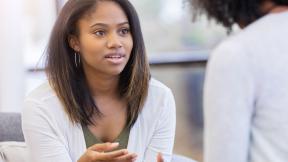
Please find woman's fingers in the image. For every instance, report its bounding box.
[85,143,138,162]
[94,149,129,160]
[112,152,137,162]
[89,142,119,152]
[157,153,164,162]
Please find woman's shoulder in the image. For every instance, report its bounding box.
[23,81,72,129]
[137,78,176,127]
[148,78,172,95]
[144,78,175,110]
[25,81,56,102]
[23,81,64,117]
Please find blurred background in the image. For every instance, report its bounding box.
[0,0,230,161]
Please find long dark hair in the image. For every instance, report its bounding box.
[188,0,288,29]
[45,0,150,128]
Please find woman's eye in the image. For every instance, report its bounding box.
[94,31,105,36]
[119,28,130,35]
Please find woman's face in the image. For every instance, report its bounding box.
[70,1,133,78]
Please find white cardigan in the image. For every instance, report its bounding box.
[22,78,176,162]
[204,12,288,162]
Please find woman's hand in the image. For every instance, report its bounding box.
[78,142,137,162]
[157,153,164,162]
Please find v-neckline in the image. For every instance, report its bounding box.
[86,124,128,143]
[81,123,130,149]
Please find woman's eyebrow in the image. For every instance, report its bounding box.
[90,21,129,28]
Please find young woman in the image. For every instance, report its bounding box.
[188,0,288,162]
[22,0,176,162]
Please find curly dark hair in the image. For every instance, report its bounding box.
[187,0,288,29]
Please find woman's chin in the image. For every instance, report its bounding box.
[105,67,126,76]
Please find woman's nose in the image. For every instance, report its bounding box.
[107,33,123,49]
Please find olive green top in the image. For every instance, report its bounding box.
[82,124,130,150]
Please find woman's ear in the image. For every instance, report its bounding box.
[68,35,80,52]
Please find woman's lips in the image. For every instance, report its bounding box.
[105,53,125,58]
[104,53,125,64]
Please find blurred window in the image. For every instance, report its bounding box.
[24,0,228,93]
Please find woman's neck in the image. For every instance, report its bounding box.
[85,71,119,98]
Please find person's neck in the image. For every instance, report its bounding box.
[261,1,288,14]
[84,70,119,98]
[269,5,288,13]
[237,2,288,28]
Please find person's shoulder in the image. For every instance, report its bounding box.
[246,11,288,31]
[229,12,288,45]
[141,78,175,119]
[211,35,245,60]
[208,35,252,73]
[25,81,56,103]
[23,81,69,123]
[149,78,172,94]
[212,12,288,61]
[147,78,174,104]
[22,81,76,136]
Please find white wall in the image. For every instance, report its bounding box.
[0,1,25,112]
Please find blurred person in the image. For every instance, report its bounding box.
[22,0,176,162]
[187,0,288,162]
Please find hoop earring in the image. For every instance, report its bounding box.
[74,52,81,67]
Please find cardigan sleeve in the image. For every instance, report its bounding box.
[143,89,176,162]
[22,99,73,162]
[204,42,255,162]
